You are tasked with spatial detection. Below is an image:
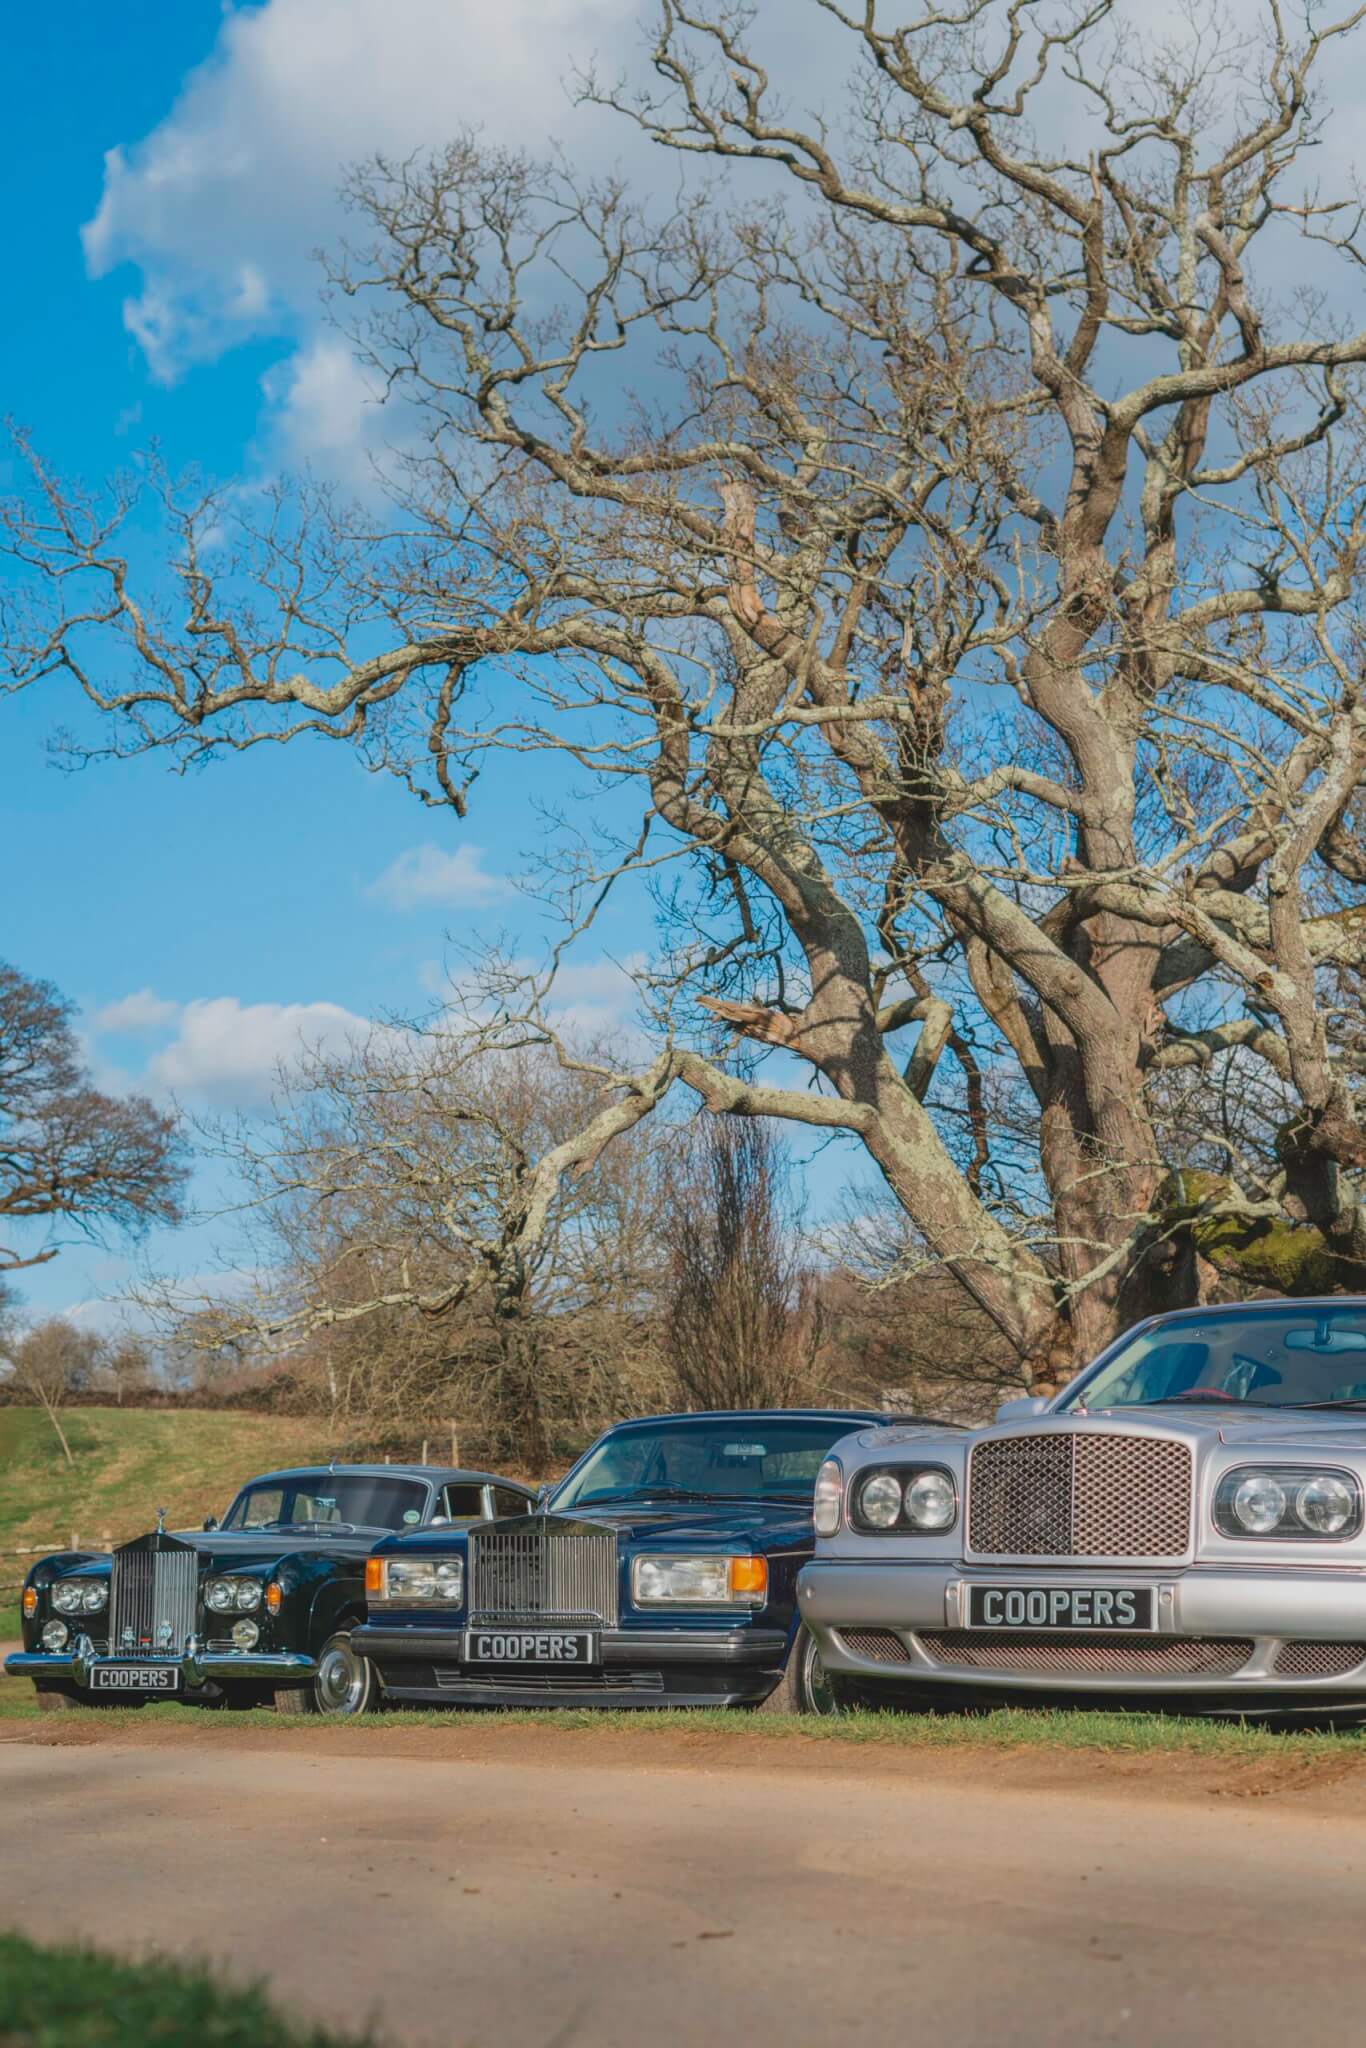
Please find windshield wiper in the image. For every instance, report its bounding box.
[1125,1395,1259,1407]
[1281,1399,1366,1411]
[569,1485,714,1506]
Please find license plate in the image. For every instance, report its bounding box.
[89,1663,180,1692]
[463,1628,599,1667]
[967,1586,1154,1631]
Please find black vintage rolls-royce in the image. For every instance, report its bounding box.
[354,1409,935,1711]
[5,1462,534,1715]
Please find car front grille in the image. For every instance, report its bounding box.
[967,1432,1192,1559]
[467,1520,618,1625]
[434,1666,659,1693]
[918,1631,1253,1679]
[837,1628,912,1665]
[1273,1641,1366,1679]
[109,1543,198,1652]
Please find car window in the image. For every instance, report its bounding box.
[235,1487,284,1529]
[441,1484,486,1521]
[1068,1308,1366,1409]
[221,1477,428,1530]
[552,1418,863,1508]
[494,1487,531,1517]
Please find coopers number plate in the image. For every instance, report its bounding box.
[464,1628,599,1666]
[967,1586,1155,1631]
[89,1663,180,1692]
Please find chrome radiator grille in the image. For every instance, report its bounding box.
[467,1522,618,1625]
[967,1432,1192,1559]
[109,1544,198,1651]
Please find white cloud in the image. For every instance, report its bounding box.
[82,0,638,389]
[262,336,387,483]
[147,995,373,1109]
[93,988,180,1035]
[367,842,511,912]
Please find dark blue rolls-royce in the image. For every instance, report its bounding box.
[354,1408,929,1711]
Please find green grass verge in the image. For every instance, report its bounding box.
[2,1659,1363,1763]
[0,1407,333,1566]
[0,1602,21,1639]
[0,1931,377,2047]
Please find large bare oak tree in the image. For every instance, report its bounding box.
[6,0,1366,1382]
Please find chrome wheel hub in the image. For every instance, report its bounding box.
[316,1640,366,1715]
[802,1632,840,1716]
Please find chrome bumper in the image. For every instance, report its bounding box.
[5,1634,316,1689]
[354,1623,788,1665]
[798,1560,1366,1693]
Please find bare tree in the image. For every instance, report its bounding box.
[2,1316,101,1464]
[153,1028,675,1465]
[0,962,187,1276]
[664,1116,822,1410]
[7,2,1366,1383]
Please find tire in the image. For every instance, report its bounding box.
[290,1629,376,1719]
[34,1683,80,1712]
[757,1624,843,1717]
[273,1682,314,1716]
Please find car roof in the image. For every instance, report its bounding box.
[595,1408,887,1427]
[233,1466,532,1490]
[1123,1299,1366,1331]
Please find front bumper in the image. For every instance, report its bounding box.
[353,1621,789,1708]
[5,1635,316,1693]
[798,1560,1366,1699]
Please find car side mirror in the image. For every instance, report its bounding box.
[202,1515,218,1531]
[995,1395,1050,1422]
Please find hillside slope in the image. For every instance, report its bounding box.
[0,1407,334,1612]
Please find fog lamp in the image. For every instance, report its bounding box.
[231,1619,260,1650]
[41,1620,69,1651]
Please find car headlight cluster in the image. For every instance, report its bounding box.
[366,1556,464,1604]
[851,1465,958,1535]
[205,1577,264,1613]
[1214,1466,1363,1541]
[631,1554,768,1606]
[51,1581,108,1615]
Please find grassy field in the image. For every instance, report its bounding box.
[0,1931,378,2048]
[3,1658,1364,1764]
[0,1406,333,1615]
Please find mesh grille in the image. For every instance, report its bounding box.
[434,1666,660,1693]
[919,1631,1253,1678]
[968,1433,1191,1558]
[109,1543,198,1652]
[467,1520,618,1625]
[837,1628,912,1665]
[1274,1641,1366,1679]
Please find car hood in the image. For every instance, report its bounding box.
[161,1527,383,1567]
[373,1499,812,1556]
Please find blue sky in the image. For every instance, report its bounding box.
[2,0,688,1319]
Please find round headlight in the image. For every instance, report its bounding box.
[904,1470,956,1531]
[234,1580,262,1612]
[1297,1474,1356,1536]
[206,1580,236,1613]
[1232,1472,1286,1535]
[858,1473,903,1528]
[81,1584,108,1614]
[41,1620,69,1651]
[231,1618,260,1650]
[51,1583,82,1615]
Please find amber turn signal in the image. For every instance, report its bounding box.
[265,1580,284,1614]
[364,1558,383,1594]
[22,1586,37,1619]
[728,1556,768,1599]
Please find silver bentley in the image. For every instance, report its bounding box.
[799,1300,1366,1713]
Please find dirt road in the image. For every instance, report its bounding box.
[3,1727,1366,2046]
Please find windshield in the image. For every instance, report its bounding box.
[1065,1308,1366,1411]
[551,1417,857,1510]
[220,1476,429,1532]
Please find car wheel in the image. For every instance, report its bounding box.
[312,1630,376,1718]
[758,1625,842,1716]
[34,1682,79,1712]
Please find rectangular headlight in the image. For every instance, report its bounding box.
[371,1556,464,1604]
[631,1554,768,1606]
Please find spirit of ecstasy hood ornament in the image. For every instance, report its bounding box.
[154,1506,168,1535]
